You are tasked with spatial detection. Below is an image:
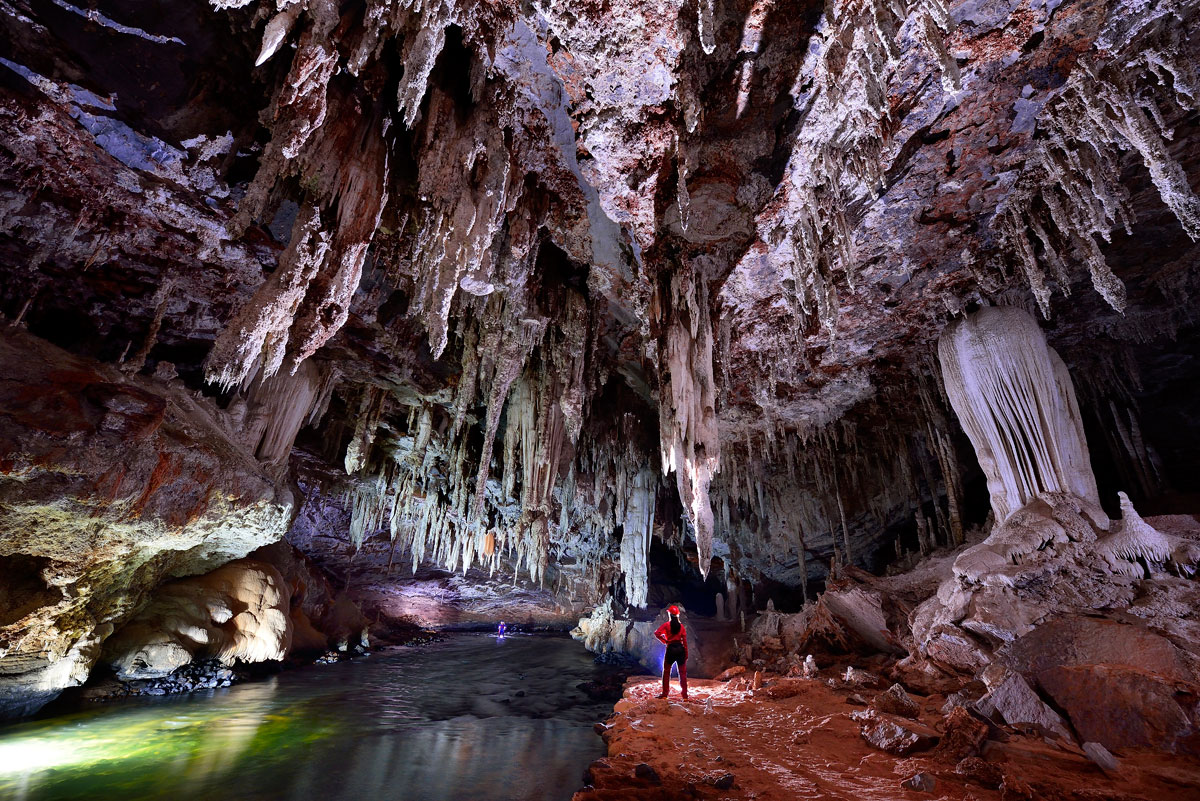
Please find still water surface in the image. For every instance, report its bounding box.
[0,634,614,801]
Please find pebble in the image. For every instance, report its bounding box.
[634,763,661,784]
[901,772,937,792]
[1083,741,1120,773]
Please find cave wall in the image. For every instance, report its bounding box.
[0,331,293,715]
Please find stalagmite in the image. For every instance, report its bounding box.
[1098,492,1173,576]
[938,306,1100,522]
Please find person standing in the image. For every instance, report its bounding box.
[654,605,688,700]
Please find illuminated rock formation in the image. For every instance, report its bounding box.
[939,305,1100,523]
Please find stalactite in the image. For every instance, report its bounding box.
[123,278,174,375]
[994,19,1200,316]
[697,0,717,55]
[205,204,330,391]
[656,265,721,579]
[242,358,330,465]
[471,313,547,518]
[761,0,958,340]
[619,468,657,608]
[231,0,340,236]
[344,386,387,475]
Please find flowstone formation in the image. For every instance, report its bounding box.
[0,0,1199,755]
[938,305,1099,522]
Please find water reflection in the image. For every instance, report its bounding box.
[0,634,612,801]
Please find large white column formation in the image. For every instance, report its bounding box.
[619,467,657,608]
[938,305,1100,523]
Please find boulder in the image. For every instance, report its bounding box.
[1082,742,1120,773]
[872,683,920,718]
[715,665,746,681]
[823,586,905,655]
[922,624,992,674]
[974,670,1072,741]
[103,559,294,679]
[935,706,989,761]
[900,772,937,792]
[955,756,1003,788]
[843,666,882,687]
[858,711,940,755]
[1039,664,1200,755]
[961,586,1042,646]
[1001,616,1194,684]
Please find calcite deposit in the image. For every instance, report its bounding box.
[1,0,1199,794]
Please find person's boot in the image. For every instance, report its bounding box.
[679,665,689,700]
[657,668,669,698]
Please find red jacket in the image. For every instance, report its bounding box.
[655,620,687,652]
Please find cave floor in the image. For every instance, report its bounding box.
[576,675,1200,800]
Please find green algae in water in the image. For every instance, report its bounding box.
[0,635,615,801]
[0,682,343,801]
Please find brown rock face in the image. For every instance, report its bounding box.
[1039,664,1200,756]
[0,333,292,716]
[1002,616,1195,685]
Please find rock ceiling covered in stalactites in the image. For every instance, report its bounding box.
[0,0,1199,593]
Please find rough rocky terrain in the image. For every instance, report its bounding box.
[574,673,1200,800]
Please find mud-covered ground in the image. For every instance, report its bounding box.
[575,672,1200,800]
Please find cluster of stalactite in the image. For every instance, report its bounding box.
[653,264,721,580]
[709,380,966,596]
[202,0,538,390]
[316,275,669,602]
[993,11,1200,317]
[770,0,957,339]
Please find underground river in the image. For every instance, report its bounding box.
[0,634,619,801]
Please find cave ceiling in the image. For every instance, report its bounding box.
[1,0,1198,596]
